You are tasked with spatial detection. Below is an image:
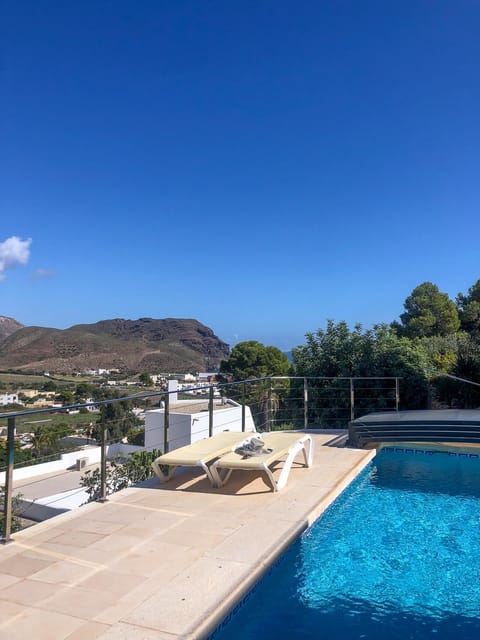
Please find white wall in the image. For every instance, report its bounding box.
[0,442,143,484]
[0,393,19,405]
[144,403,256,452]
[0,448,101,483]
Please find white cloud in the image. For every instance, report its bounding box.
[0,236,32,280]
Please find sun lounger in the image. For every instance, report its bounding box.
[151,431,256,485]
[210,432,314,492]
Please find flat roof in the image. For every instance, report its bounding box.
[147,400,236,415]
[168,400,233,415]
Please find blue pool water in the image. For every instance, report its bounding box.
[211,448,480,640]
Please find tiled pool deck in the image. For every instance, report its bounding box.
[0,433,375,640]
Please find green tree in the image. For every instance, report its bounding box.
[293,321,367,377]
[0,441,33,468]
[393,282,460,338]
[25,424,74,458]
[139,371,153,386]
[457,279,480,338]
[74,382,95,402]
[219,341,291,430]
[453,335,480,407]
[126,427,145,446]
[219,341,290,381]
[25,426,56,458]
[431,334,480,409]
[292,320,430,413]
[94,397,141,443]
[56,390,74,405]
[419,334,458,373]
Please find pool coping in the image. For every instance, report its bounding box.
[0,434,376,640]
[194,447,376,640]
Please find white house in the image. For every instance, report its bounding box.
[84,398,101,413]
[144,397,256,452]
[197,372,217,382]
[0,393,20,406]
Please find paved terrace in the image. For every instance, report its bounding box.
[0,433,375,640]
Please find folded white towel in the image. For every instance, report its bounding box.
[234,437,273,458]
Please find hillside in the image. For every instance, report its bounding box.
[0,316,24,342]
[0,317,229,374]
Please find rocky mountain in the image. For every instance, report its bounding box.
[0,317,229,374]
[0,316,24,342]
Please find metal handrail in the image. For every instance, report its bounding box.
[1,375,401,542]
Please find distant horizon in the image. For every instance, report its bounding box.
[0,288,469,355]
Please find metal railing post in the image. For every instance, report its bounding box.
[242,382,246,432]
[303,377,308,429]
[163,393,170,453]
[208,386,214,438]
[267,382,272,432]
[99,424,108,502]
[350,378,355,422]
[1,417,16,543]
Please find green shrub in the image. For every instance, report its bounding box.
[80,449,162,502]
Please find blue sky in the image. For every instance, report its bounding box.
[1,1,479,351]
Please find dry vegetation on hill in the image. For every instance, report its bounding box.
[0,317,229,374]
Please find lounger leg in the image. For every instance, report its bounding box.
[263,465,279,492]
[302,435,314,467]
[151,461,177,483]
[200,461,220,487]
[275,437,313,491]
[210,464,233,488]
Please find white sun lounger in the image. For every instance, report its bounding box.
[210,432,314,492]
[151,431,256,485]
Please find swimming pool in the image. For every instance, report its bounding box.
[210,447,480,640]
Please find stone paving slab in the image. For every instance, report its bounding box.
[0,434,375,640]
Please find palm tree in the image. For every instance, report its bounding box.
[26,426,56,458]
